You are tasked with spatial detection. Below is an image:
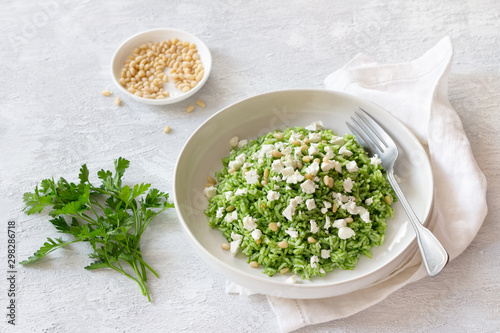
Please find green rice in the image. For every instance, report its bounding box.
[204,123,396,280]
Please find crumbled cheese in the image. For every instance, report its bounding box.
[271,159,285,173]
[339,146,352,156]
[242,162,253,169]
[320,207,328,214]
[224,191,233,200]
[230,239,241,256]
[321,160,341,173]
[258,158,264,165]
[228,153,246,170]
[310,255,319,268]
[237,139,248,148]
[243,215,258,231]
[305,120,324,131]
[343,201,359,215]
[231,233,242,241]
[338,226,356,239]
[216,207,225,218]
[358,207,371,223]
[286,275,299,284]
[281,146,292,156]
[235,188,247,196]
[260,144,275,158]
[324,146,335,159]
[365,197,374,205]
[244,169,260,184]
[283,202,296,221]
[274,185,280,190]
[285,185,291,190]
[272,175,282,182]
[308,132,322,143]
[346,160,358,173]
[251,228,262,241]
[204,186,217,199]
[324,215,331,229]
[289,131,303,142]
[280,167,294,179]
[323,201,332,209]
[294,196,303,204]
[229,136,239,147]
[321,249,331,259]
[308,143,320,156]
[225,211,238,223]
[306,199,316,211]
[319,268,326,274]
[304,161,320,176]
[370,154,382,165]
[300,179,316,194]
[286,170,305,184]
[332,219,346,229]
[343,177,354,192]
[330,136,344,145]
[285,227,299,238]
[267,190,280,201]
[310,220,319,234]
[294,147,303,158]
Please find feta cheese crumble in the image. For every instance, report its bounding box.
[244,169,259,184]
[300,179,316,194]
[243,215,258,231]
[267,190,280,201]
[204,186,217,199]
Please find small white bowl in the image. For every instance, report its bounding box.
[111,29,212,105]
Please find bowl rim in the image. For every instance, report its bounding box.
[110,28,212,105]
[173,88,434,292]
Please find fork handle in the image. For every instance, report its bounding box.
[387,172,449,276]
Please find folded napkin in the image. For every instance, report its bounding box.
[227,36,488,332]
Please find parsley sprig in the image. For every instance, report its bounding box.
[21,157,173,301]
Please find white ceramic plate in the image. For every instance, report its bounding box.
[173,89,433,299]
[111,28,212,105]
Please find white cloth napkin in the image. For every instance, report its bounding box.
[227,36,488,332]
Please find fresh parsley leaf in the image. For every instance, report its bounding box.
[21,158,173,302]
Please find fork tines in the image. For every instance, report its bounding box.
[346,107,396,156]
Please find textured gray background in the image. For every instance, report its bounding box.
[1,1,499,332]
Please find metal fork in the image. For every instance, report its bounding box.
[347,107,449,277]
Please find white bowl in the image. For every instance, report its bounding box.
[111,28,212,105]
[173,89,433,299]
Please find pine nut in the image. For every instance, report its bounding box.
[278,240,289,249]
[260,180,268,186]
[314,158,320,164]
[305,174,313,180]
[221,243,230,250]
[164,125,171,134]
[385,195,392,205]
[264,168,269,179]
[332,203,338,213]
[261,203,266,209]
[279,267,290,274]
[207,176,216,185]
[186,105,195,113]
[273,133,283,140]
[226,205,235,212]
[302,156,311,163]
[249,261,259,268]
[101,90,111,96]
[115,97,121,106]
[272,150,283,158]
[301,144,308,151]
[228,168,236,174]
[307,237,317,244]
[292,140,301,146]
[269,223,278,232]
[196,99,205,108]
[296,161,303,170]
[345,217,353,223]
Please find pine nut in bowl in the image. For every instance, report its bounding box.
[111,29,212,105]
